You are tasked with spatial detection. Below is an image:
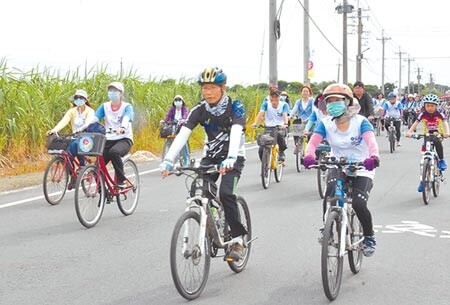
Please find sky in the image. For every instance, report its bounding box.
[2,0,450,90]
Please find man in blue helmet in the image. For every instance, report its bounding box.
[382,92,403,146]
[160,67,248,261]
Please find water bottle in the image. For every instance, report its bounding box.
[210,206,219,222]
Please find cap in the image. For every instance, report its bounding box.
[408,93,414,98]
[71,89,88,100]
[353,81,364,88]
[281,91,288,96]
[270,90,281,96]
[108,81,125,93]
[173,94,184,101]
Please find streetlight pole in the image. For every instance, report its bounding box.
[269,0,278,87]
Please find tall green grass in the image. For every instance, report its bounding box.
[1,60,299,172]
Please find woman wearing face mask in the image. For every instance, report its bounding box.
[302,83,380,258]
[160,95,190,166]
[78,81,134,188]
[48,89,95,163]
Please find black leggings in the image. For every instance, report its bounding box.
[201,156,248,238]
[103,138,133,184]
[325,170,374,236]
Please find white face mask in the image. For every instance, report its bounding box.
[108,91,121,102]
[74,98,86,107]
[174,101,183,107]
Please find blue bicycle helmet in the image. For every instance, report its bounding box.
[387,92,397,99]
[198,67,227,85]
[422,94,439,105]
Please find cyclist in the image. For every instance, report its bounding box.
[160,94,190,166]
[280,91,292,108]
[77,81,134,188]
[382,92,403,146]
[160,67,248,261]
[252,89,289,161]
[47,89,95,189]
[290,85,314,122]
[406,94,450,191]
[353,81,375,121]
[403,93,420,125]
[372,93,386,131]
[303,93,327,135]
[303,83,380,257]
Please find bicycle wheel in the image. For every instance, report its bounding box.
[161,139,173,161]
[294,138,302,173]
[432,159,440,197]
[321,209,343,301]
[43,156,69,205]
[422,159,432,205]
[74,165,106,228]
[227,196,252,273]
[274,148,283,183]
[170,210,211,300]
[389,130,395,153]
[348,209,364,274]
[261,147,271,189]
[317,160,328,199]
[117,159,140,215]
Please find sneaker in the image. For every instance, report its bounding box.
[67,174,76,191]
[439,159,447,171]
[279,151,286,162]
[116,181,127,189]
[363,236,376,257]
[417,182,423,192]
[397,141,401,147]
[227,238,244,261]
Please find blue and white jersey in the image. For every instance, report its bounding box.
[383,101,402,119]
[260,100,289,127]
[314,114,375,179]
[290,98,313,121]
[95,101,134,141]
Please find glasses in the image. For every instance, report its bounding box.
[74,96,85,100]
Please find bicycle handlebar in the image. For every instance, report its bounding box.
[309,156,365,171]
[411,133,442,140]
[171,164,220,176]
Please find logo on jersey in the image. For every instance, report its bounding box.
[350,135,363,147]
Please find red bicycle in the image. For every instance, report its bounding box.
[74,132,140,228]
[43,133,83,205]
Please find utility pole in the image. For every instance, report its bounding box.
[337,60,341,82]
[429,73,434,91]
[269,0,278,87]
[395,47,406,96]
[356,7,362,81]
[377,29,391,94]
[416,67,422,96]
[303,0,310,85]
[404,56,414,94]
[335,1,353,84]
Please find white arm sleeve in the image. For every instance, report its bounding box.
[164,126,192,163]
[227,124,243,159]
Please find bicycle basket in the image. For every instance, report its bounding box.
[159,124,176,138]
[257,133,276,146]
[291,123,305,136]
[47,136,71,154]
[77,133,106,156]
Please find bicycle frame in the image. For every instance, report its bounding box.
[315,159,365,257]
[93,153,134,198]
[415,134,442,185]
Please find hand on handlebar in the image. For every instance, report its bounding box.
[159,160,174,177]
[220,157,236,175]
[303,155,316,169]
[363,156,380,171]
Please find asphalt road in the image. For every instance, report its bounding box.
[1,132,450,305]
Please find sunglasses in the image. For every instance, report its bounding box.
[74,96,86,100]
